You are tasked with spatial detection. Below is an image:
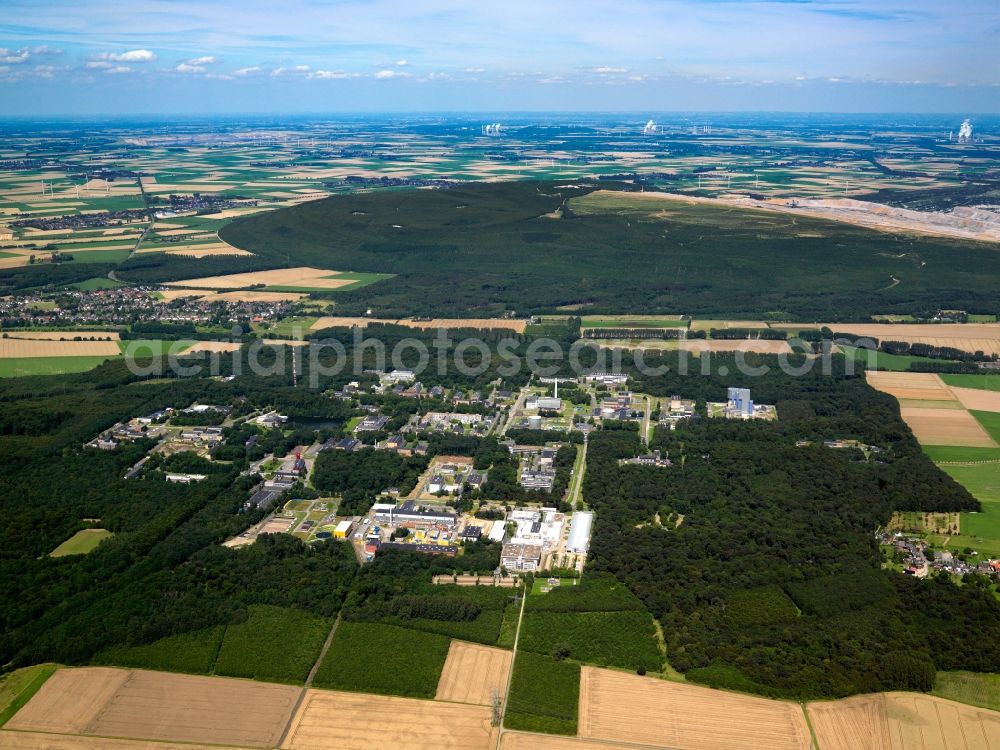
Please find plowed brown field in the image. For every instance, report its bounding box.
[435,641,512,706]
[577,668,811,750]
[282,688,496,750]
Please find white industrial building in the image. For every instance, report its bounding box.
[566,511,594,554]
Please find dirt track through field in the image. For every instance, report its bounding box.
[577,667,812,750]
[435,641,513,706]
[6,667,298,749]
[281,689,497,750]
[0,339,121,358]
[808,692,1000,750]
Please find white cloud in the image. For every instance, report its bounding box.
[375,69,410,79]
[95,49,156,63]
[234,66,261,76]
[86,61,113,69]
[105,66,131,75]
[0,48,31,64]
[395,59,409,66]
[464,67,485,73]
[176,55,217,74]
[594,66,627,74]
[425,71,451,80]
[310,69,361,79]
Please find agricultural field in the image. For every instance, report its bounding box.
[581,315,687,329]
[822,322,1000,357]
[312,621,451,698]
[941,374,1000,392]
[212,605,330,684]
[92,605,328,682]
[92,627,225,675]
[283,688,496,750]
[0,664,58,727]
[933,671,1000,712]
[0,355,119,378]
[578,667,812,750]
[4,667,298,748]
[807,691,1000,750]
[49,529,113,557]
[434,641,512,706]
[837,344,947,372]
[163,266,391,292]
[504,651,581,736]
[518,610,662,672]
[309,316,528,333]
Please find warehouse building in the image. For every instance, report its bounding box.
[566,511,594,554]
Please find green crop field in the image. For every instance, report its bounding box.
[69,276,124,291]
[312,621,450,698]
[0,663,58,727]
[519,610,662,671]
[972,410,1000,443]
[220,181,1000,320]
[504,651,580,736]
[924,446,1000,463]
[49,528,114,557]
[838,344,949,372]
[941,374,1000,391]
[121,339,197,357]
[92,627,225,674]
[933,671,1000,711]
[213,605,330,683]
[0,355,119,378]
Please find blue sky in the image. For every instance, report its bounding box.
[1,0,997,114]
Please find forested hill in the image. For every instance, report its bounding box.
[220,179,1000,320]
[584,361,999,699]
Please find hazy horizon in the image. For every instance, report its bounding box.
[1,0,998,116]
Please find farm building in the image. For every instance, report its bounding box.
[566,511,594,554]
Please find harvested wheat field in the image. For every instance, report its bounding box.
[681,339,792,354]
[950,387,1000,413]
[309,316,528,333]
[165,243,254,258]
[282,688,496,750]
[435,641,512,706]
[500,735,623,750]
[403,318,528,334]
[212,290,305,302]
[311,316,395,329]
[0,339,121,358]
[0,730,256,750]
[807,694,892,750]
[899,407,996,446]
[164,267,353,290]
[2,330,120,340]
[824,323,1000,356]
[866,372,956,402]
[183,341,242,353]
[7,667,298,749]
[808,692,1000,750]
[578,667,811,750]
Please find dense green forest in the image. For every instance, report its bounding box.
[219,180,1000,320]
[582,360,1000,698]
